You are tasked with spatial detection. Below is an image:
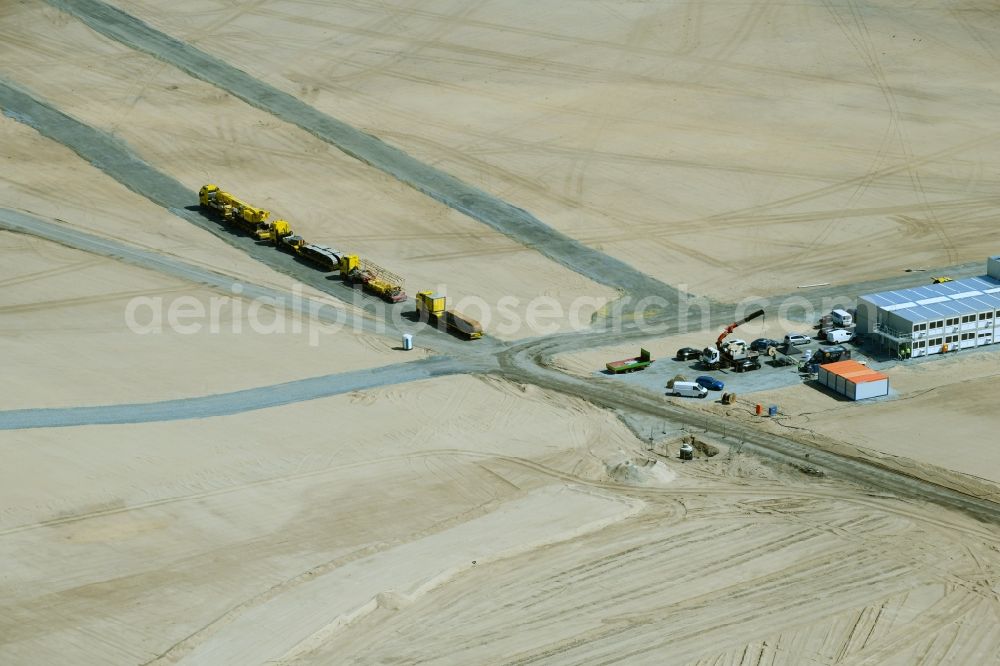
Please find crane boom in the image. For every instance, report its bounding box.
[716,309,765,348]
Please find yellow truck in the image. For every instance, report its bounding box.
[265,219,294,245]
[415,291,482,339]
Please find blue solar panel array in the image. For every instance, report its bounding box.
[860,275,1000,325]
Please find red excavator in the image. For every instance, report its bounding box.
[702,309,765,369]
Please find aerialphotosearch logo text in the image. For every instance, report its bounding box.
[124,281,855,344]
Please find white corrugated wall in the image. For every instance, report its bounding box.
[853,378,888,400]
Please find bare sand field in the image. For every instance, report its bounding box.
[0,232,411,409]
[0,115,340,297]
[3,375,1000,665]
[0,376,639,661]
[0,2,617,337]
[4,1,1000,664]
[109,0,1000,299]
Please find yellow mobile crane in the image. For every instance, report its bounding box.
[199,184,290,241]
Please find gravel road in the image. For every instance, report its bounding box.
[0,355,470,430]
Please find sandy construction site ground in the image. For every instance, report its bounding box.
[713,350,1000,494]
[111,0,1000,299]
[0,116,341,298]
[4,374,1000,665]
[555,328,1000,495]
[0,231,413,409]
[0,2,617,338]
[3,1,1000,664]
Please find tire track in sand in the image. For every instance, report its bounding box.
[42,0,678,304]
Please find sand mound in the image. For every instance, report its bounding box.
[607,452,677,486]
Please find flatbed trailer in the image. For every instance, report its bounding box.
[606,349,653,373]
[279,235,342,271]
[342,255,407,303]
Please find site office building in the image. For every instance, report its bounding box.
[857,256,1000,358]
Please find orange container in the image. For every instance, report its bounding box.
[755,404,763,416]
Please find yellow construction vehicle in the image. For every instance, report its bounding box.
[199,184,275,240]
[415,291,482,339]
[196,187,412,303]
[265,219,294,245]
[279,235,342,271]
[341,255,407,303]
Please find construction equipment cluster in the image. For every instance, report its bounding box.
[198,184,482,339]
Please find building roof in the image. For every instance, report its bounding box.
[821,360,888,384]
[860,275,1000,324]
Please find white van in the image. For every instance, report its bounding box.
[831,309,853,327]
[826,328,853,343]
[670,381,708,398]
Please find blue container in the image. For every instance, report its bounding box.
[768,405,778,417]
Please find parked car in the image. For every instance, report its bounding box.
[931,276,953,284]
[733,357,761,373]
[675,347,701,361]
[750,338,780,352]
[695,375,725,391]
[825,329,853,344]
[784,333,811,346]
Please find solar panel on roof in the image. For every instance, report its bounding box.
[863,273,1000,324]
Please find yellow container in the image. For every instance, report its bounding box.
[417,291,446,315]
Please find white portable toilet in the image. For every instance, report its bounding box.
[402,333,413,351]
